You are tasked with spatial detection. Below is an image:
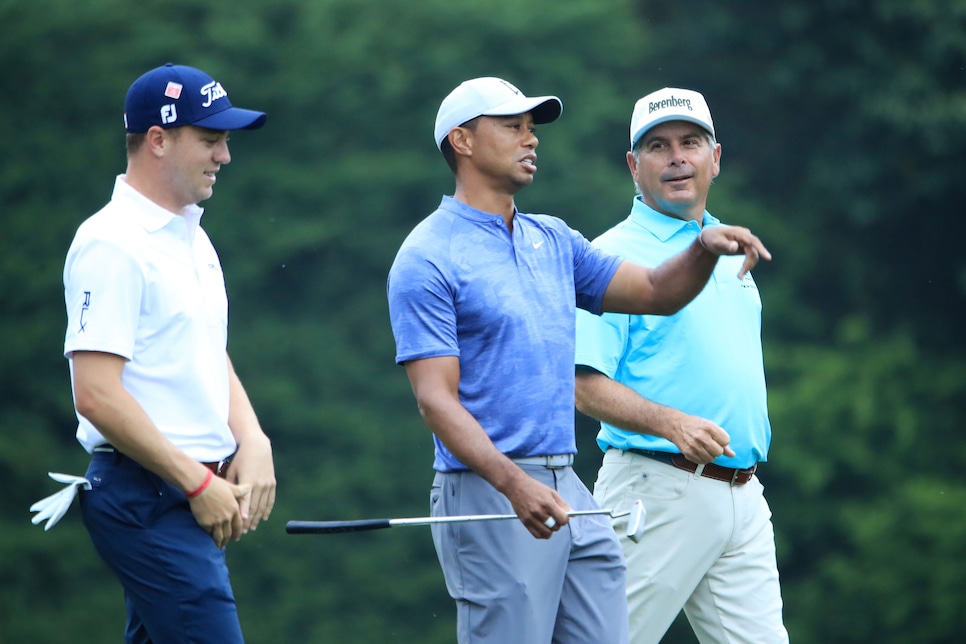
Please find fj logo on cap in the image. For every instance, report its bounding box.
[200,81,228,108]
[650,96,692,113]
[161,105,178,125]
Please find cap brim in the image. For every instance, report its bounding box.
[632,114,713,147]
[193,107,267,131]
[483,96,562,124]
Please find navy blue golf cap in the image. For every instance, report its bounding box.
[124,63,266,132]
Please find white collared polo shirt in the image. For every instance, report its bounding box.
[64,175,236,461]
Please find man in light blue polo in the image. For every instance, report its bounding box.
[575,87,788,643]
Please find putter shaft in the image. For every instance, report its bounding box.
[286,507,630,534]
[391,508,628,527]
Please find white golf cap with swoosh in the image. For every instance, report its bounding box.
[434,77,562,149]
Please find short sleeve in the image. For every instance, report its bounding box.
[64,237,142,360]
[574,308,629,378]
[570,227,622,315]
[387,248,460,364]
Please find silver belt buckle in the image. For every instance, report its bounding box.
[546,454,572,469]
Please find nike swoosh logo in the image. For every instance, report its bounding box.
[532,240,544,249]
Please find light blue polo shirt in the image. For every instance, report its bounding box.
[388,196,622,472]
[575,197,771,468]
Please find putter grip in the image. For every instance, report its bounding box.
[286,519,392,534]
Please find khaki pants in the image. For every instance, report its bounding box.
[594,449,788,644]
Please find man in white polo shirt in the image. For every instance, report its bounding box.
[62,63,276,644]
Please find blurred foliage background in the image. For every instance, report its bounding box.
[2,0,964,642]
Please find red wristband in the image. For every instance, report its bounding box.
[185,469,213,499]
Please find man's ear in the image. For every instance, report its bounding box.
[625,150,637,178]
[449,126,473,157]
[145,126,169,157]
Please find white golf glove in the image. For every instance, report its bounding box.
[30,472,91,531]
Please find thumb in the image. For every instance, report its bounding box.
[714,426,735,458]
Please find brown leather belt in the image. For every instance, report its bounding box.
[94,445,231,479]
[202,459,231,479]
[627,449,757,486]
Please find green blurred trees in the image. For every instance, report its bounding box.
[1,0,963,642]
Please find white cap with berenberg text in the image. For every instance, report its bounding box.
[629,87,714,148]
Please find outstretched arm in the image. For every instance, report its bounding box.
[404,356,570,539]
[601,224,770,315]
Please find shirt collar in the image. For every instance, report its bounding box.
[112,175,205,239]
[439,194,515,223]
[628,196,719,241]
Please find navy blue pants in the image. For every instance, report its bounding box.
[80,450,244,644]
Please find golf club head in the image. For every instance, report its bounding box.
[625,499,645,543]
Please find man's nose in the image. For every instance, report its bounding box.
[215,141,232,164]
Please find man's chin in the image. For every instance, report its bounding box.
[507,175,534,192]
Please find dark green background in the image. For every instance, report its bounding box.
[3,1,964,642]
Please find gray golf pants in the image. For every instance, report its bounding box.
[430,464,629,644]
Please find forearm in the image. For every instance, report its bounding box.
[417,394,529,496]
[575,368,733,462]
[601,239,717,316]
[223,354,275,529]
[405,356,569,537]
[575,369,680,441]
[226,356,270,447]
[646,237,718,314]
[405,357,527,493]
[74,375,209,493]
[602,224,771,316]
